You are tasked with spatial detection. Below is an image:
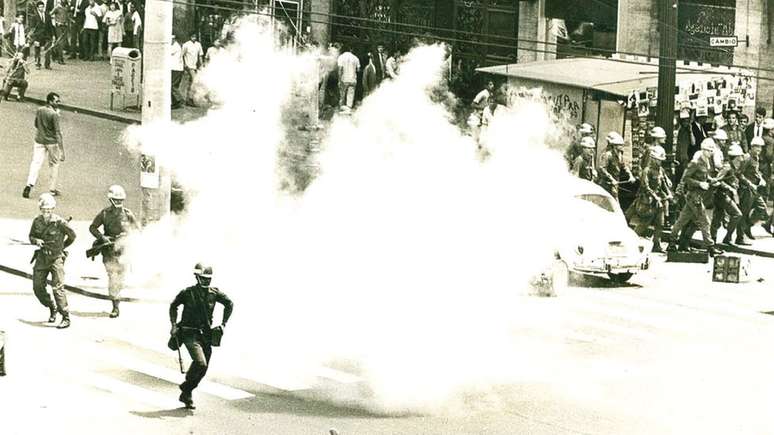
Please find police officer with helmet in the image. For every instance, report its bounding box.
[89,185,140,318]
[169,263,234,409]
[565,123,595,168]
[598,131,635,201]
[710,143,745,245]
[28,192,76,329]
[571,136,597,181]
[631,145,673,253]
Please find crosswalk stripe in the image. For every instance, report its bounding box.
[110,352,254,401]
[90,374,181,410]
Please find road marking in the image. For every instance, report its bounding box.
[90,374,181,410]
[110,352,254,401]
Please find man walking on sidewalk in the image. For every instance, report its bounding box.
[29,193,75,329]
[24,92,65,199]
[89,185,139,318]
[169,263,233,409]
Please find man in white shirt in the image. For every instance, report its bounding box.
[9,13,26,55]
[336,45,360,110]
[204,38,221,65]
[81,0,101,60]
[170,34,184,109]
[181,34,203,106]
[384,50,398,79]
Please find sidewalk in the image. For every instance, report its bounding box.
[0,56,205,123]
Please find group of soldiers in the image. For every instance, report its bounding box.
[27,185,232,409]
[566,120,773,255]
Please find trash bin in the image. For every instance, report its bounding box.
[110,47,142,111]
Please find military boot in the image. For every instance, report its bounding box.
[57,315,70,329]
[48,304,57,323]
[109,300,120,318]
[179,388,195,409]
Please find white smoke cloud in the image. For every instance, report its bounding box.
[121,15,577,414]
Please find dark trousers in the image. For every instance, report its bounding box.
[52,25,68,61]
[171,70,183,105]
[634,203,665,247]
[181,334,212,393]
[2,78,28,99]
[82,29,98,60]
[739,187,768,236]
[672,194,713,249]
[70,22,82,57]
[710,193,742,242]
[33,40,51,68]
[32,258,69,315]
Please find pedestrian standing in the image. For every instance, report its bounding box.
[169,263,233,409]
[721,111,748,153]
[336,45,359,111]
[96,0,108,59]
[597,131,635,201]
[8,14,27,55]
[89,185,139,318]
[28,1,52,69]
[28,193,75,329]
[384,49,398,79]
[82,0,102,60]
[70,0,87,59]
[50,0,70,65]
[745,107,766,146]
[24,92,65,199]
[170,34,183,109]
[204,38,221,65]
[630,145,672,253]
[181,34,203,106]
[362,52,377,97]
[2,51,30,101]
[102,1,122,56]
[124,2,141,49]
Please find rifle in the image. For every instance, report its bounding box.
[86,238,113,260]
[30,216,72,263]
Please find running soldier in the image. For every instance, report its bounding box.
[630,145,672,253]
[667,138,722,255]
[89,185,139,318]
[710,144,744,245]
[597,131,635,201]
[571,136,597,181]
[170,263,234,409]
[29,193,75,328]
[738,137,768,241]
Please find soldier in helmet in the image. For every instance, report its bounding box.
[737,136,769,241]
[630,145,673,252]
[571,136,597,181]
[170,263,234,409]
[642,126,667,170]
[89,185,140,318]
[667,138,722,255]
[564,123,595,168]
[597,131,635,200]
[28,193,76,329]
[710,143,745,245]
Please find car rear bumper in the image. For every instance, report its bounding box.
[572,255,649,274]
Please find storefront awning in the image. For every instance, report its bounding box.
[476,57,750,98]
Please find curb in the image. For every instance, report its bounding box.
[0,264,138,302]
[22,97,140,125]
[661,230,774,258]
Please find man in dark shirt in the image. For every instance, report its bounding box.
[89,185,139,318]
[24,92,64,199]
[29,193,76,328]
[170,263,233,409]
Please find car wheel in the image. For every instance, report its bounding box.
[547,260,569,296]
[608,272,633,284]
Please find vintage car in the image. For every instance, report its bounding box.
[539,178,652,293]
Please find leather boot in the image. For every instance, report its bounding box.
[110,300,120,318]
[179,388,195,409]
[57,315,70,329]
[48,305,57,323]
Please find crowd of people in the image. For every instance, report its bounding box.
[563,109,774,255]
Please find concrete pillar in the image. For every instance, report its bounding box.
[518,0,553,63]
[617,0,659,57]
[310,0,331,46]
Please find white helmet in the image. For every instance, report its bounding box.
[727,144,744,157]
[649,126,667,139]
[649,145,667,161]
[579,123,593,134]
[38,193,56,209]
[751,136,765,147]
[700,138,716,151]
[606,131,625,145]
[713,129,728,141]
[193,262,213,277]
[107,185,127,200]
[580,136,596,149]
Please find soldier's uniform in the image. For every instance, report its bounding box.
[89,205,139,315]
[572,154,596,181]
[669,155,716,251]
[598,147,634,200]
[738,152,768,238]
[170,266,233,409]
[29,213,75,324]
[710,161,743,244]
[631,160,672,250]
[564,139,582,169]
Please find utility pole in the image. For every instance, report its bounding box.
[139,0,173,225]
[656,0,678,176]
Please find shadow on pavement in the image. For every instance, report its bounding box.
[0,291,32,297]
[70,310,111,318]
[573,273,642,289]
[17,318,57,328]
[229,392,406,419]
[130,408,193,419]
